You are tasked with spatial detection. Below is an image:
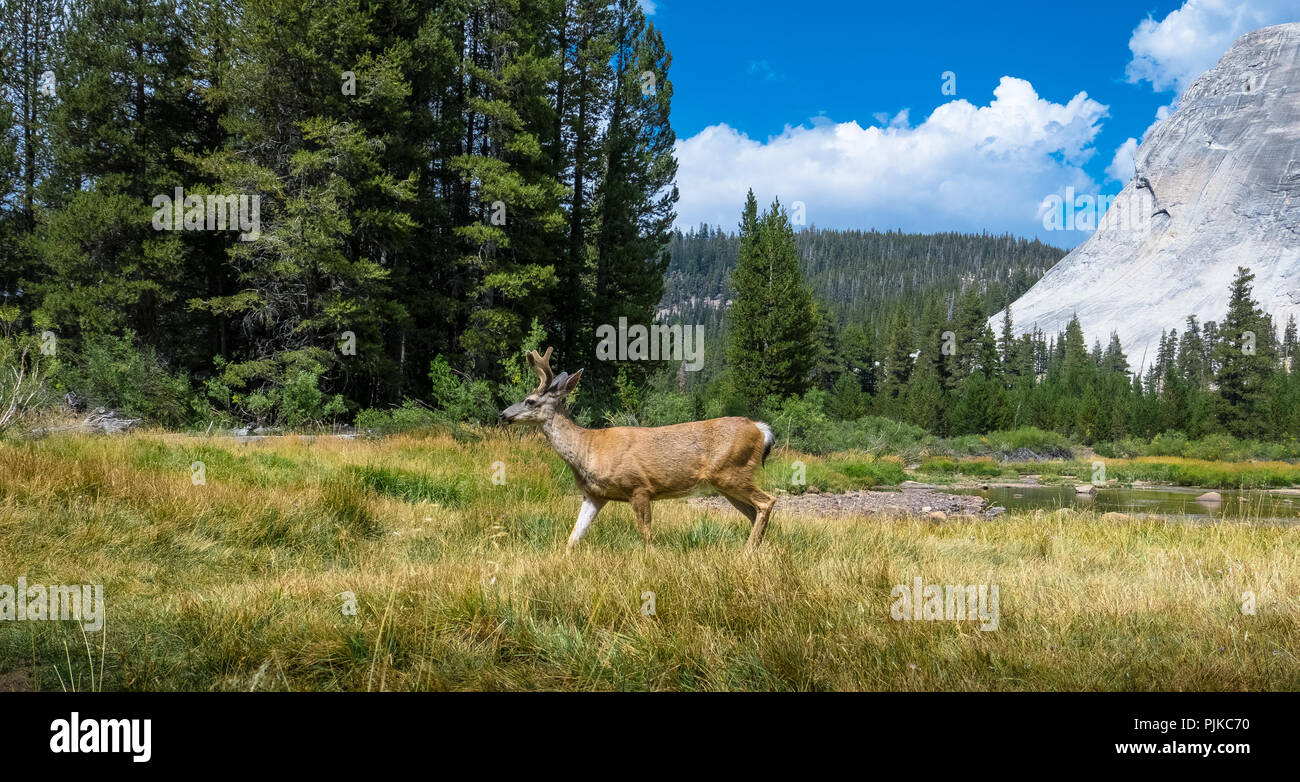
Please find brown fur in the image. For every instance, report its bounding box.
[500,348,776,553]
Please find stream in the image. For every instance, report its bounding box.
[952,484,1300,523]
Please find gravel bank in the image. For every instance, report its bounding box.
[688,485,1000,520]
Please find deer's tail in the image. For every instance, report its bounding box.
[754,421,775,465]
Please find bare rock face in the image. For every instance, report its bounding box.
[997,24,1300,362]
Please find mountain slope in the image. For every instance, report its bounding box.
[997,23,1300,360]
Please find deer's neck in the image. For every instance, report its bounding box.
[542,412,591,475]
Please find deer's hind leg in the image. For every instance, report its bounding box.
[631,491,654,549]
[744,488,776,552]
[710,475,775,551]
[722,495,757,524]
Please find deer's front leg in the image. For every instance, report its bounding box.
[566,496,606,554]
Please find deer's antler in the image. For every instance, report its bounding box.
[527,346,554,393]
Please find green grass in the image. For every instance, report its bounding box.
[1,431,1298,691]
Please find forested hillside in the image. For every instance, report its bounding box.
[661,225,1064,345]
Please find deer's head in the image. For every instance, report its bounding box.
[499,347,583,425]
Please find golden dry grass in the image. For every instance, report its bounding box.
[1,431,1298,691]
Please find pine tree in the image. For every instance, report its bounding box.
[998,302,1014,376]
[725,193,817,408]
[1283,315,1297,372]
[838,322,876,396]
[877,307,913,413]
[589,0,678,393]
[29,0,205,353]
[905,364,947,434]
[1213,267,1274,437]
[188,0,420,418]
[1177,317,1206,387]
[1102,331,1128,375]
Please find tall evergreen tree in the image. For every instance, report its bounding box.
[1213,266,1274,437]
[725,192,816,408]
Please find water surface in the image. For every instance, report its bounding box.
[952,485,1300,523]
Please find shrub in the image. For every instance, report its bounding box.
[947,427,1073,458]
[641,389,696,426]
[0,315,56,434]
[56,330,201,426]
[428,355,498,424]
[205,351,345,429]
[920,456,957,472]
[763,389,832,452]
[355,400,443,435]
[1146,431,1190,457]
[955,459,1004,477]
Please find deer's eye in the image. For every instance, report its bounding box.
[525,398,537,407]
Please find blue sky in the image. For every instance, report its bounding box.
[647,0,1298,246]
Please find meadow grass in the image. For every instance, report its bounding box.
[1,431,1298,691]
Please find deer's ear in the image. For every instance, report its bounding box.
[563,368,583,393]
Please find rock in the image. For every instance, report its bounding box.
[921,505,932,513]
[1013,493,1024,499]
[1075,484,1096,494]
[807,486,820,494]
[1196,491,1223,503]
[927,510,947,522]
[1053,508,1074,518]
[1003,446,1073,462]
[993,24,1300,359]
[1102,512,1130,521]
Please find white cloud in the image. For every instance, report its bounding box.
[1106,137,1139,183]
[638,0,657,15]
[1125,0,1298,95]
[673,77,1107,241]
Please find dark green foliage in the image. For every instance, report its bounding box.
[1213,267,1275,437]
[1,0,678,427]
[725,192,817,409]
[54,331,200,426]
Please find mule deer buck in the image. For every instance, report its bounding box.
[499,347,777,553]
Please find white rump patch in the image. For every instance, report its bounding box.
[755,421,774,448]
